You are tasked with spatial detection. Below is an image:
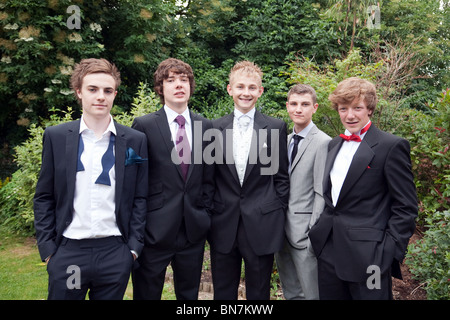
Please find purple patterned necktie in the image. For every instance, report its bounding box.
[175,115,190,180]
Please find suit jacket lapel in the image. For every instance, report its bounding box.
[322,137,343,208]
[243,110,268,184]
[219,113,240,185]
[65,120,80,206]
[290,126,317,174]
[114,122,126,211]
[337,126,378,203]
[154,107,186,181]
[186,110,200,182]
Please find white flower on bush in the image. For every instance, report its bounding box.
[14,37,34,42]
[4,23,18,30]
[90,23,102,33]
[1,56,11,64]
[68,33,82,42]
[60,89,73,96]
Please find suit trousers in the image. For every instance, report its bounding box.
[132,221,205,300]
[317,233,393,300]
[47,236,133,300]
[275,239,319,300]
[211,218,274,300]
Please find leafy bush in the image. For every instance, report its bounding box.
[406,211,450,300]
[392,89,450,220]
[0,108,75,235]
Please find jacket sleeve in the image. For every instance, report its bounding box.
[310,135,331,229]
[384,138,418,262]
[127,128,148,257]
[274,121,290,211]
[33,128,58,261]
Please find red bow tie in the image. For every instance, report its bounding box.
[340,122,371,142]
[340,133,361,142]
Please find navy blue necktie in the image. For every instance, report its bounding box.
[77,133,115,186]
[290,135,303,165]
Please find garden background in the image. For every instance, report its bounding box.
[0,0,448,300]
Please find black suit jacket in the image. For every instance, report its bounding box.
[34,120,148,261]
[208,110,289,256]
[132,107,214,248]
[309,124,418,281]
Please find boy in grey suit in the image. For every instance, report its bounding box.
[275,84,330,300]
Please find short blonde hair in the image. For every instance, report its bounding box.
[229,60,263,86]
[328,77,377,114]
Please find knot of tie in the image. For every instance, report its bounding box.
[340,122,372,142]
[339,133,361,142]
[175,115,186,127]
[292,135,303,144]
[238,115,251,134]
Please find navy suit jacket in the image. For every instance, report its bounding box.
[34,120,148,261]
[309,124,418,281]
[132,107,214,248]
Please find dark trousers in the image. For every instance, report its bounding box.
[47,236,134,300]
[210,220,274,300]
[132,225,205,300]
[317,234,393,300]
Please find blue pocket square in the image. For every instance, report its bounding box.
[125,147,147,166]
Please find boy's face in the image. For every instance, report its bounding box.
[227,72,263,114]
[76,73,117,121]
[286,93,318,133]
[338,98,372,134]
[162,71,190,111]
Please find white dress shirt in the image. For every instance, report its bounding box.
[233,108,255,186]
[63,115,122,239]
[330,121,371,206]
[164,105,192,149]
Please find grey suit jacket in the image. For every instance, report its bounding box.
[285,124,330,249]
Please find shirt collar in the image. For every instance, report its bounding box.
[292,121,314,138]
[164,105,191,126]
[343,120,371,139]
[234,107,256,120]
[79,114,116,136]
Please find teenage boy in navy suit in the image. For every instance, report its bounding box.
[131,58,214,300]
[34,58,148,300]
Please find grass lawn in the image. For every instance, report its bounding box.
[0,227,176,300]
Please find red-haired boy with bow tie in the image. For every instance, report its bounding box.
[309,77,418,300]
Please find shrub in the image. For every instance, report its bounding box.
[392,89,450,220]
[406,211,450,300]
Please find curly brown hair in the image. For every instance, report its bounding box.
[153,58,195,105]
